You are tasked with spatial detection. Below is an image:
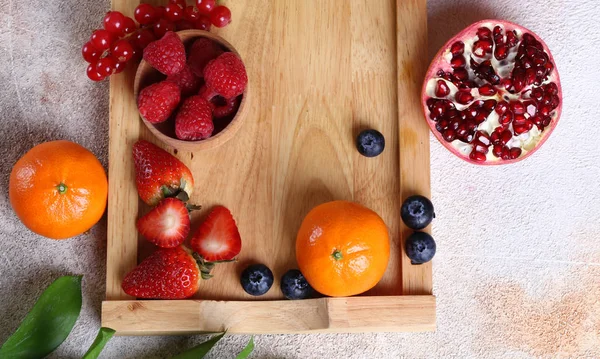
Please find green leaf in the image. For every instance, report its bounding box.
[171,332,226,359]
[0,275,83,359]
[82,327,116,359]
[235,337,255,359]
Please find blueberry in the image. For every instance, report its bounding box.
[281,269,314,300]
[401,195,435,230]
[240,264,273,296]
[356,129,385,157]
[405,232,436,264]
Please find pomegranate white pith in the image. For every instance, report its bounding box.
[422,20,562,164]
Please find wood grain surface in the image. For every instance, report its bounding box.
[105,0,432,333]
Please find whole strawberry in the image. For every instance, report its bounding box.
[166,65,201,97]
[133,140,194,206]
[204,52,248,99]
[143,31,186,75]
[137,81,180,124]
[122,246,200,299]
[175,96,214,141]
[187,37,224,77]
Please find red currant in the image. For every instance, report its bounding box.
[103,11,126,37]
[111,39,134,63]
[152,19,176,39]
[114,61,127,74]
[194,16,211,31]
[131,29,156,50]
[196,0,216,15]
[123,16,137,34]
[164,3,183,22]
[90,29,114,51]
[155,6,166,19]
[82,41,101,63]
[184,6,200,21]
[169,0,186,9]
[134,3,158,25]
[209,6,231,28]
[96,56,117,77]
[87,63,105,81]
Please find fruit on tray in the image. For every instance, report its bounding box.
[122,246,200,299]
[137,197,198,248]
[175,96,215,140]
[405,232,436,265]
[9,141,107,240]
[296,201,390,297]
[422,19,562,164]
[400,195,435,230]
[187,37,224,77]
[356,129,385,157]
[143,31,186,75]
[191,206,242,261]
[280,269,314,300]
[132,140,194,206]
[137,81,181,124]
[240,264,274,296]
[82,2,233,81]
[203,52,248,99]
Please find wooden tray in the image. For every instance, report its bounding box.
[102,0,434,334]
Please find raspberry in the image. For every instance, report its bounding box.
[198,85,240,118]
[175,96,214,140]
[187,38,223,77]
[204,52,248,99]
[138,81,181,124]
[166,65,201,96]
[143,31,185,75]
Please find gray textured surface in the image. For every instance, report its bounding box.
[1,0,600,358]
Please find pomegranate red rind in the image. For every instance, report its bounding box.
[422,19,562,165]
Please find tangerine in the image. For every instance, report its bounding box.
[295,200,390,297]
[9,140,108,239]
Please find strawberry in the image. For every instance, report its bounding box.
[203,52,248,99]
[133,140,194,206]
[191,206,241,263]
[166,65,201,97]
[137,81,180,124]
[187,37,223,77]
[143,31,186,75]
[198,85,240,118]
[175,95,214,140]
[122,246,200,299]
[137,198,199,248]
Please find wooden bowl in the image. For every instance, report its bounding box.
[133,30,248,152]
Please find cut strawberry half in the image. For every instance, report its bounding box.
[191,205,241,278]
[137,198,200,248]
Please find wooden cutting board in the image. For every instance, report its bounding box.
[104,0,432,334]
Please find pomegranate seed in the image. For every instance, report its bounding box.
[493,26,503,41]
[495,45,509,60]
[531,115,542,126]
[513,113,527,125]
[450,41,465,55]
[542,116,552,127]
[499,78,513,91]
[483,99,497,111]
[501,130,512,144]
[490,130,501,145]
[499,111,513,125]
[439,118,450,128]
[539,105,551,117]
[431,101,445,118]
[450,55,466,68]
[525,120,534,131]
[466,120,477,131]
[474,112,487,124]
[492,145,503,157]
[426,98,437,110]
[495,101,509,115]
[435,80,450,97]
[449,120,460,130]
[501,148,511,160]
[525,68,536,85]
[475,130,491,144]
[455,90,474,104]
[544,61,554,74]
[522,33,535,45]
[513,123,528,135]
[546,82,559,95]
[446,109,459,119]
[551,95,560,109]
[477,27,492,39]
[509,147,522,159]
[435,123,443,132]
[473,141,489,154]
[442,129,456,142]
[466,107,478,120]
[512,69,526,92]
[510,101,525,115]
[470,150,487,162]
[530,87,544,101]
[525,46,539,59]
[524,100,537,116]
[473,40,493,57]
[453,68,469,81]
[457,123,469,137]
[478,84,497,96]
[464,132,475,142]
[506,31,517,46]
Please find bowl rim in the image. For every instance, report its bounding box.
[133,29,249,152]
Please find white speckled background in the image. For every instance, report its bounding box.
[1,0,599,358]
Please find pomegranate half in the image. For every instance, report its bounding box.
[421,19,562,165]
